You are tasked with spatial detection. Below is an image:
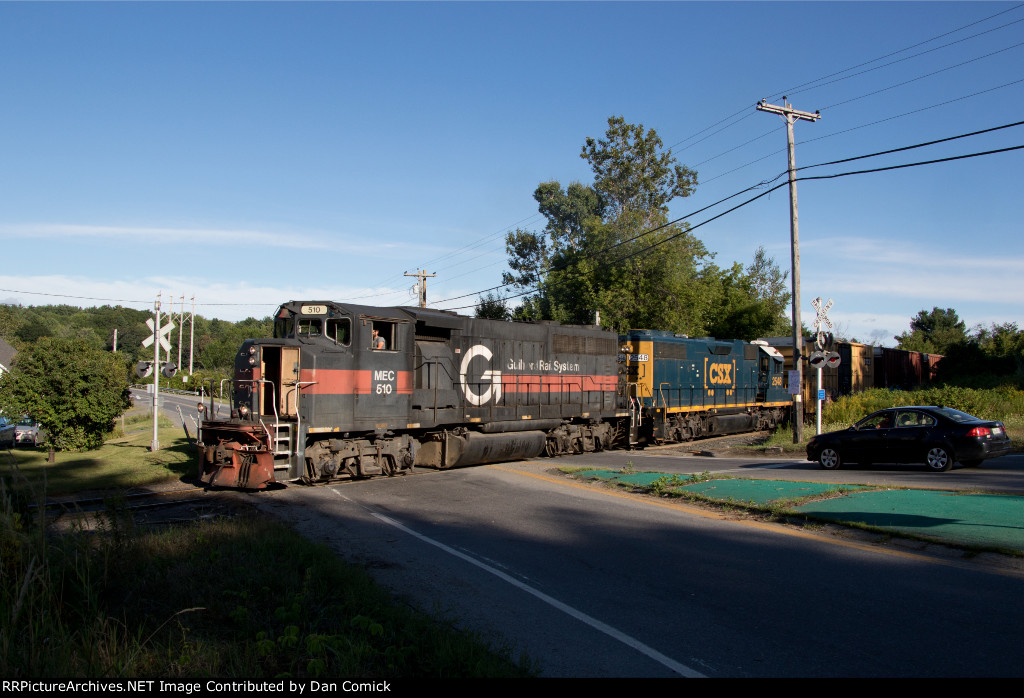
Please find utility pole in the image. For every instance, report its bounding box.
[189,296,195,377]
[404,270,436,308]
[177,294,185,379]
[151,294,162,452]
[756,97,820,444]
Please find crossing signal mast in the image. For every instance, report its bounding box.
[140,292,177,451]
[756,97,820,443]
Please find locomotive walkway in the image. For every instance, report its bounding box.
[571,468,1024,556]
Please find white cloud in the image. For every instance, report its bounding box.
[0,223,342,252]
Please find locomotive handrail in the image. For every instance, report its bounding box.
[286,381,318,461]
[233,379,282,451]
[200,379,220,418]
[258,418,273,449]
[658,382,672,409]
[626,382,642,429]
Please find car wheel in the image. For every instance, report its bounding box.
[925,446,954,472]
[961,459,982,468]
[818,447,842,470]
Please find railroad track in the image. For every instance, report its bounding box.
[39,485,255,528]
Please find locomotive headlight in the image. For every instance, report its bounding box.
[249,345,257,354]
[239,405,249,417]
[248,356,257,366]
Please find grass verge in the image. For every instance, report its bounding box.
[2,413,194,496]
[1,415,536,678]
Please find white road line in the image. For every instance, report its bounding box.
[329,488,705,678]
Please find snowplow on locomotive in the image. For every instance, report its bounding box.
[197,301,789,489]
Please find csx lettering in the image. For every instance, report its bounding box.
[708,363,733,385]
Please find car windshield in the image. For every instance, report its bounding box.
[17,417,35,427]
[931,407,983,423]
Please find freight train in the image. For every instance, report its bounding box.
[197,301,790,489]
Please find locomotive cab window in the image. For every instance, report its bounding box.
[274,316,294,338]
[297,318,322,337]
[371,321,396,351]
[327,318,351,346]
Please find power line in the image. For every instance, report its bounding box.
[341,212,541,303]
[819,40,1024,112]
[699,77,1024,186]
[668,3,1024,154]
[782,16,1024,101]
[799,119,1024,171]
[436,137,1024,311]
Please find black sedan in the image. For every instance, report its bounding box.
[807,406,1012,472]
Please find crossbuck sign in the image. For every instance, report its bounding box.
[142,317,175,353]
[811,296,833,349]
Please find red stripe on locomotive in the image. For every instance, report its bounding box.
[500,374,618,392]
[298,369,414,395]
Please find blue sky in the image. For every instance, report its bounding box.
[1,1,1022,346]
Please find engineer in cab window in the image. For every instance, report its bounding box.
[372,328,386,350]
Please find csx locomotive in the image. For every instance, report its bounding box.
[197,301,789,488]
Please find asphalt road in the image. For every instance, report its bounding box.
[250,458,1024,678]
[131,387,222,427]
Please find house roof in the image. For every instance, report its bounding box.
[0,338,16,372]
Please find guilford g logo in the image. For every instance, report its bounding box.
[460,344,502,406]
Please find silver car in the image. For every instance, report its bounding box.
[14,416,41,447]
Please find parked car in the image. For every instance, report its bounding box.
[15,416,41,447]
[0,417,14,449]
[807,406,1012,472]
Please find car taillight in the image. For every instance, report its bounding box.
[966,427,991,437]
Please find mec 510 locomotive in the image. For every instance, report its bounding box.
[197,301,788,489]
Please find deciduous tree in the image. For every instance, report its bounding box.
[505,117,715,333]
[895,308,968,354]
[0,337,132,450]
[475,292,511,321]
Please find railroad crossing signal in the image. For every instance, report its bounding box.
[142,317,175,353]
[811,297,834,349]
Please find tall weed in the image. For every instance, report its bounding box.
[822,386,1024,424]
